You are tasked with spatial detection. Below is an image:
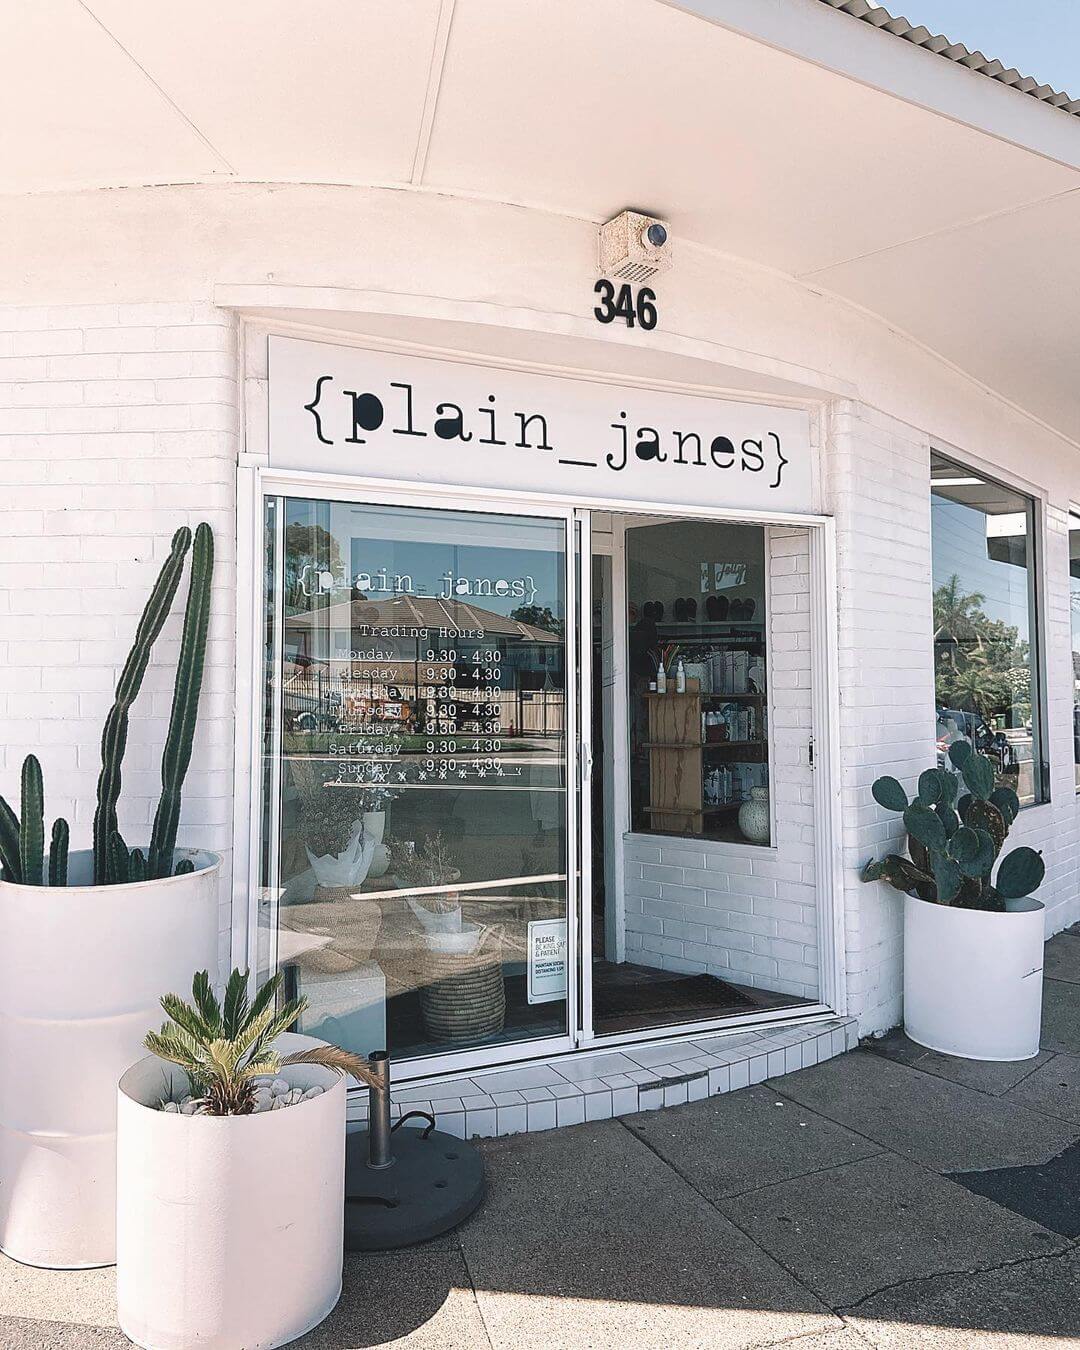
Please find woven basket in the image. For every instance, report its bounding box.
[420,925,506,1043]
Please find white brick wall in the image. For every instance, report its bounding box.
[622,527,820,1002]
[0,303,239,975]
[825,402,934,1034]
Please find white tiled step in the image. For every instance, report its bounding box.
[346,1016,858,1141]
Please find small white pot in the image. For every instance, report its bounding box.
[361,810,385,845]
[305,821,375,888]
[116,1033,345,1350]
[0,849,220,1270]
[738,787,770,845]
[903,894,1045,1061]
[408,897,462,934]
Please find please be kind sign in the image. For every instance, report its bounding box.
[268,336,814,513]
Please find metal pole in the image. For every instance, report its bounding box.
[367,1050,393,1169]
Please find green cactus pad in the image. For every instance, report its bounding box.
[989,786,1020,826]
[904,802,947,852]
[960,752,995,801]
[871,776,909,813]
[956,793,973,822]
[934,804,960,837]
[965,798,1006,854]
[917,769,945,805]
[948,825,981,864]
[930,851,962,903]
[995,846,1045,901]
[948,740,974,768]
[957,828,997,878]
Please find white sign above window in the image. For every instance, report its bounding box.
[268,337,815,513]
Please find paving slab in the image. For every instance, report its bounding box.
[0,1316,129,1349]
[1039,979,1080,1054]
[0,1256,115,1328]
[623,1084,883,1199]
[462,1119,838,1349]
[716,1151,1067,1310]
[949,1139,1080,1238]
[768,1050,1077,1172]
[295,1245,489,1349]
[1043,932,1080,985]
[848,1245,1080,1348]
[867,1030,1054,1096]
[1003,1052,1080,1124]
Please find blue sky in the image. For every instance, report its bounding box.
[882,1,1080,96]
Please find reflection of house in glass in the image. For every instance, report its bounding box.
[283,594,564,740]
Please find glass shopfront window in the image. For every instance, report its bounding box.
[1070,510,1080,790]
[931,453,1046,806]
[626,520,770,844]
[260,495,569,1066]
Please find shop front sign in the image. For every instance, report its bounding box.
[269,336,815,512]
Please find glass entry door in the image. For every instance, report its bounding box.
[257,492,576,1075]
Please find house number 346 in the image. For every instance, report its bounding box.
[593,280,658,330]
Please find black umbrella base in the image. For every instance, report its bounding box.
[344,1125,486,1251]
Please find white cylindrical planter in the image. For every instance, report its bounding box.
[903,894,1045,1061]
[117,1033,345,1350]
[0,849,220,1269]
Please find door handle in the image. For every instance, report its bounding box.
[579,741,593,782]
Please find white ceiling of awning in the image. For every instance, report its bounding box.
[3,0,1079,441]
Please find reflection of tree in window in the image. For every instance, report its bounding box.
[284,523,343,612]
[934,573,1030,724]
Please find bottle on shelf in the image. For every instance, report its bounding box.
[656,663,667,695]
[675,657,686,694]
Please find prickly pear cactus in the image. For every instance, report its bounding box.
[862,743,1043,911]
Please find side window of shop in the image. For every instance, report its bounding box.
[931,452,1047,806]
[1070,510,1080,791]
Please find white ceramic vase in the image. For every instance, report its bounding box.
[305,821,376,889]
[116,1032,345,1350]
[903,894,1045,1061]
[362,810,385,845]
[738,787,770,845]
[0,849,220,1269]
[363,812,390,878]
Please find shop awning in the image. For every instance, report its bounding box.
[4,0,1079,440]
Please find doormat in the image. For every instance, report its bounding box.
[593,970,757,1026]
[949,1140,1080,1237]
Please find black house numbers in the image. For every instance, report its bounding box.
[593,279,658,331]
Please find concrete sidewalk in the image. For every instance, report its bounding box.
[4,929,1080,1349]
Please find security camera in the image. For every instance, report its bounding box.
[599,211,673,281]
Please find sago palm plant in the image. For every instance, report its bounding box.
[145,968,380,1115]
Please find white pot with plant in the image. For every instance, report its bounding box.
[360,785,395,879]
[117,968,378,1350]
[862,742,1046,1061]
[0,523,221,1270]
[294,764,375,892]
[393,834,476,954]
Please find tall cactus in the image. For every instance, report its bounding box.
[49,818,69,887]
[148,522,214,881]
[93,527,192,884]
[862,742,1044,912]
[0,792,21,883]
[19,754,44,887]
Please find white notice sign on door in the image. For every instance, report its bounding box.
[527,919,567,1005]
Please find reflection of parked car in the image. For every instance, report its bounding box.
[284,676,342,732]
[936,707,1017,775]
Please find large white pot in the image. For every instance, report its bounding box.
[116,1033,345,1350]
[903,893,1045,1061]
[305,821,376,889]
[0,848,220,1269]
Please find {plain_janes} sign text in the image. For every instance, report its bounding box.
[268,336,814,511]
